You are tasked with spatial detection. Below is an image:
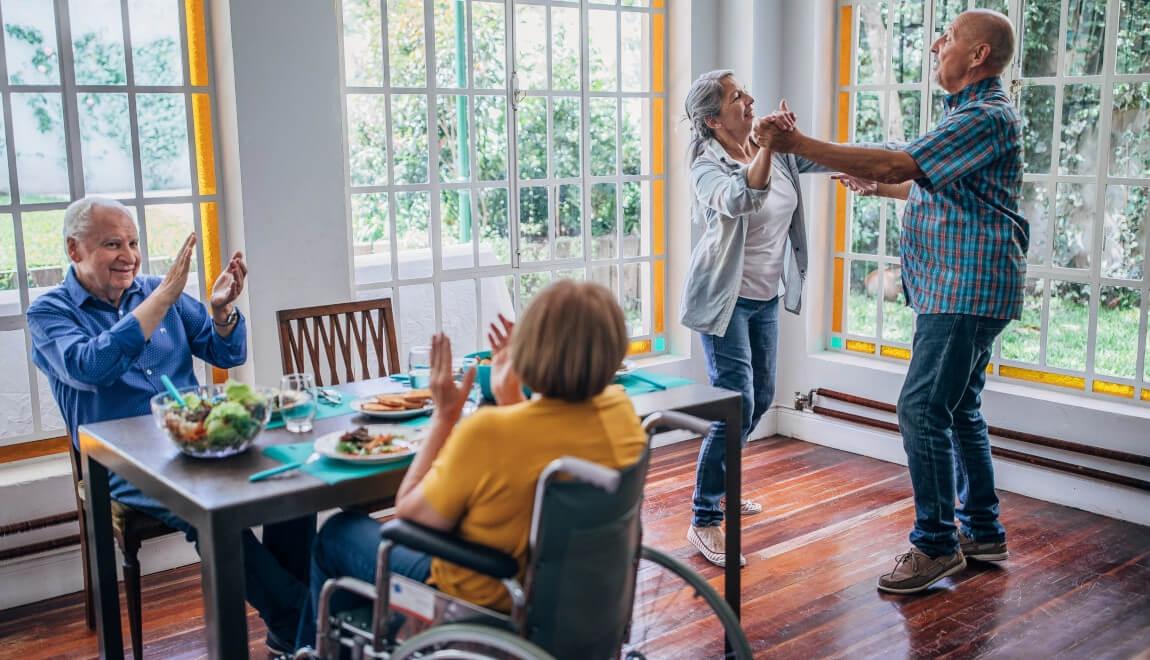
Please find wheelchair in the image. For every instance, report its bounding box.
[300,411,753,659]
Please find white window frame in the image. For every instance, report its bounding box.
[833,0,1150,404]
[1,0,224,447]
[338,0,668,359]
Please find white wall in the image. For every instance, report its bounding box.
[212,0,353,388]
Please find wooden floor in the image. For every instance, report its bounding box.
[2,436,1148,659]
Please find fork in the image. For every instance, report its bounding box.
[248,451,321,482]
[318,388,343,405]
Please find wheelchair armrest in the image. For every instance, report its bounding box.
[380,519,519,580]
[641,410,713,437]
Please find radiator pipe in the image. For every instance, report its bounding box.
[0,511,78,538]
[811,405,1150,492]
[815,388,1150,467]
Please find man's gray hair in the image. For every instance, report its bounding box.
[62,196,133,241]
[684,69,733,168]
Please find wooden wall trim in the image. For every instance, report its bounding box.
[0,437,69,465]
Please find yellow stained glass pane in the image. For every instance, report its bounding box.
[185,0,209,86]
[651,97,665,175]
[1092,380,1135,398]
[846,339,875,354]
[651,12,664,93]
[998,365,1085,390]
[652,0,664,8]
[839,5,853,88]
[880,345,910,360]
[628,338,652,355]
[192,93,216,196]
[652,178,665,255]
[1142,388,1150,401]
[653,259,664,333]
[832,257,844,332]
[837,91,850,143]
[198,201,221,292]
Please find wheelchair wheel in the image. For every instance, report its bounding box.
[623,546,753,660]
[390,623,553,659]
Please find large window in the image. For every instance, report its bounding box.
[339,0,667,362]
[833,0,1150,404]
[0,0,223,447]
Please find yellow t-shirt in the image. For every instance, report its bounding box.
[418,385,647,613]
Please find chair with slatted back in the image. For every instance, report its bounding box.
[69,440,177,659]
[276,298,402,386]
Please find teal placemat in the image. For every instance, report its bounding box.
[266,395,356,430]
[262,441,412,485]
[617,371,694,395]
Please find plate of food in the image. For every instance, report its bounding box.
[314,425,421,464]
[350,389,434,420]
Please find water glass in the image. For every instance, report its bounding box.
[408,346,432,389]
[280,373,317,433]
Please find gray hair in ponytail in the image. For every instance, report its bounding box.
[684,69,733,168]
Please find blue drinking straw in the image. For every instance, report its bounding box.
[160,375,187,408]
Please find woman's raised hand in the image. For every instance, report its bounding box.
[428,333,476,424]
[487,313,526,406]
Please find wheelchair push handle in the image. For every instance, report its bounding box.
[641,410,713,437]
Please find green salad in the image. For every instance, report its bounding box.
[162,381,269,454]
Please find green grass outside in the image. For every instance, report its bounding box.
[848,291,1144,380]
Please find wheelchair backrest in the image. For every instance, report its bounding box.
[519,446,651,660]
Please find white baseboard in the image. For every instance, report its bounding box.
[776,407,1150,527]
[0,532,199,612]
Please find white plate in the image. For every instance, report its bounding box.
[616,360,637,376]
[313,425,421,464]
[350,396,435,420]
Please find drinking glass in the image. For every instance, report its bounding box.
[408,346,432,389]
[279,373,317,433]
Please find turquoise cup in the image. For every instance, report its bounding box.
[462,350,530,402]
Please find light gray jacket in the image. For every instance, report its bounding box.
[680,139,831,336]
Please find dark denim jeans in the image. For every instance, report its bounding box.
[107,474,314,644]
[692,296,779,527]
[296,511,432,649]
[897,313,1010,557]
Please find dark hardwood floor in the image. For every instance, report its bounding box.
[2,436,1148,659]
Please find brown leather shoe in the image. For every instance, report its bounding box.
[877,546,965,594]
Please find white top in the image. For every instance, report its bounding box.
[739,154,798,301]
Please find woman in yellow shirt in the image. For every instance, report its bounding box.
[296,280,647,648]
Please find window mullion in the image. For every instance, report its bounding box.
[119,0,149,276]
[379,1,400,292]
[579,0,595,290]
[505,0,522,282]
[424,0,443,334]
[53,0,85,202]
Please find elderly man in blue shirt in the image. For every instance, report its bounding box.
[760,9,1026,593]
[27,196,312,653]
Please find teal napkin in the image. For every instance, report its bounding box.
[262,441,412,485]
[267,393,356,430]
[616,371,694,395]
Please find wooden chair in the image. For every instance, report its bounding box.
[276,298,402,385]
[276,298,404,515]
[70,441,176,659]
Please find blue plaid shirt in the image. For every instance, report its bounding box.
[27,268,247,447]
[902,77,1027,320]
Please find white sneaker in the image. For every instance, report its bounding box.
[719,497,764,515]
[687,525,747,568]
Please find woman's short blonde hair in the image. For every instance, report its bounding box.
[511,280,628,402]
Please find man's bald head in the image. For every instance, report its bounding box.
[956,9,1015,75]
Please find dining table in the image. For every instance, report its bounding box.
[80,375,742,659]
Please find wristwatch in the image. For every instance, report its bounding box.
[213,307,239,329]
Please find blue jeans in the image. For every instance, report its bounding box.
[107,474,314,644]
[897,313,1010,557]
[692,296,779,527]
[296,511,432,649]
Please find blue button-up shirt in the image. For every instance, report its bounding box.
[902,77,1028,320]
[26,268,247,447]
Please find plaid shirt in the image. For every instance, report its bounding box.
[901,77,1027,320]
